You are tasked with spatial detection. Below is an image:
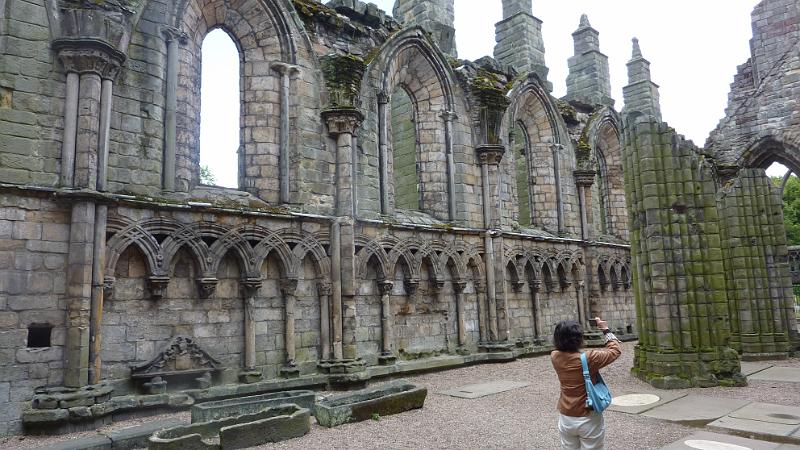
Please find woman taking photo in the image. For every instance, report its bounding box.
[551,318,621,450]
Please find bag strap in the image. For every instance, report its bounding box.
[580,352,591,381]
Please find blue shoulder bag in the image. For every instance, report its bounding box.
[580,352,612,413]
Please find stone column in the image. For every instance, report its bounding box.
[280,279,299,377]
[54,40,124,387]
[552,144,565,236]
[322,108,364,360]
[575,281,587,327]
[442,111,457,221]
[318,281,332,361]
[574,170,596,241]
[529,279,542,343]
[240,279,262,371]
[477,145,505,342]
[272,63,302,203]
[377,91,391,215]
[61,72,79,187]
[454,281,467,347]
[378,280,396,364]
[162,27,187,192]
[476,281,488,342]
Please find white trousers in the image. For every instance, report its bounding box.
[558,412,605,450]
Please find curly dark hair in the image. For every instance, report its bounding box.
[553,320,583,352]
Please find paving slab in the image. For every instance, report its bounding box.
[740,362,774,376]
[660,431,783,449]
[608,391,687,415]
[438,380,529,399]
[749,367,800,383]
[709,416,800,440]
[729,403,800,426]
[642,395,750,425]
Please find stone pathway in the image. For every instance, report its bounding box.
[3,342,799,449]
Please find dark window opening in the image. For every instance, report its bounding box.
[28,324,52,348]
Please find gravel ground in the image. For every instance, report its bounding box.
[5,341,800,450]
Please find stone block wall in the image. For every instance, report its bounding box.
[0,194,71,435]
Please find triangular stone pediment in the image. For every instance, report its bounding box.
[131,336,221,378]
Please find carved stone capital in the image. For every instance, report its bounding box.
[318,280,332,297]
[404,279,419,294]
[377,91,390,105]
[103,276,116,300]
[476,144,505,165]
[512,280,526,292]
[440,110,458,122]
[453,281,468,293]
[280,279,299,296]
[161,26,188,45]
[530,279,542,292]
[147,276,170,299]
[197,278,218,298]
[475,281,487,294]
[378,280,394,295]
[53,38,126,79]
[271,62,302,78]
[321,107,364,137]
[240,278,263,297]
[573,169,597,187]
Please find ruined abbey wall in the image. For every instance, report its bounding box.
[0,0,636,435]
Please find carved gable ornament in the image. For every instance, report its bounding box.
[131,336,221,378]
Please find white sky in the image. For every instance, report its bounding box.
[201,0,788,188]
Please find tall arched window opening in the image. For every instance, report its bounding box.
[514,123,533,227]
[199,29,240,189]
[391,86,420,211]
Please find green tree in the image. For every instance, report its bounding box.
[779,175,800,245]
[200,165,217,185]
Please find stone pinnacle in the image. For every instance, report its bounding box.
[579,14,591,28]
[631,37,642,59]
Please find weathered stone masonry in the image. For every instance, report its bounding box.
[0,0,637,435]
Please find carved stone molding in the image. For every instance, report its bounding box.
[377,91,390,105]
[53,38,126,79]
[530,279,542,292]
[318,280,332,297]
[271,62,302,78]
[280,278,299,296]
[130,336,221,379]
[321,107,365,136]
[476,144,505,165]
[453,281,468,293]
[378,280,394,295]
[103,276,116,300]
[240,278,263,298]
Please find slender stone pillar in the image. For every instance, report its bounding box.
[322,108,364,360]
[240,279,262,370]
[162,27,187,192]
[378,280,396,364]
[454,281,467,347]
[477,145,505,342]
[476,281,488,342]
[377,92,391,215]
[442,111,457,221]
[280,279,299,377]
[318,281,332,361]
[529,279,542,342]
[575,281,587,326]
[272,63,302,203]
[61,72,80,187]
[552,144,565,236]
[574,170,595,241]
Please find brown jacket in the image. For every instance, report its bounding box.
[551,339,621,417]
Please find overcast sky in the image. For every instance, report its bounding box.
[201,0,779,188]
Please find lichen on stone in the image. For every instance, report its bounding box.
[321,54,366,107]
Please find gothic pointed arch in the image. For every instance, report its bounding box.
[586,107,627,240]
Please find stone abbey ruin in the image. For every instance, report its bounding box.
[0,0,798,437]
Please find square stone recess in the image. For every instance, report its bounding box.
[749,367,800,383]
[659,430,784,450]
[642,395,750,425]
[607,391,686,415]
[438,381,529,399]
[740,361,773,376]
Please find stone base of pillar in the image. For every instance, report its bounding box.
[478,342,515,352]
[378,354,396,366]
[317,358,370,390]
[455,346,470,356]
[279,365,301,379]
[239,369,263,384]
[632,345,747,389]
